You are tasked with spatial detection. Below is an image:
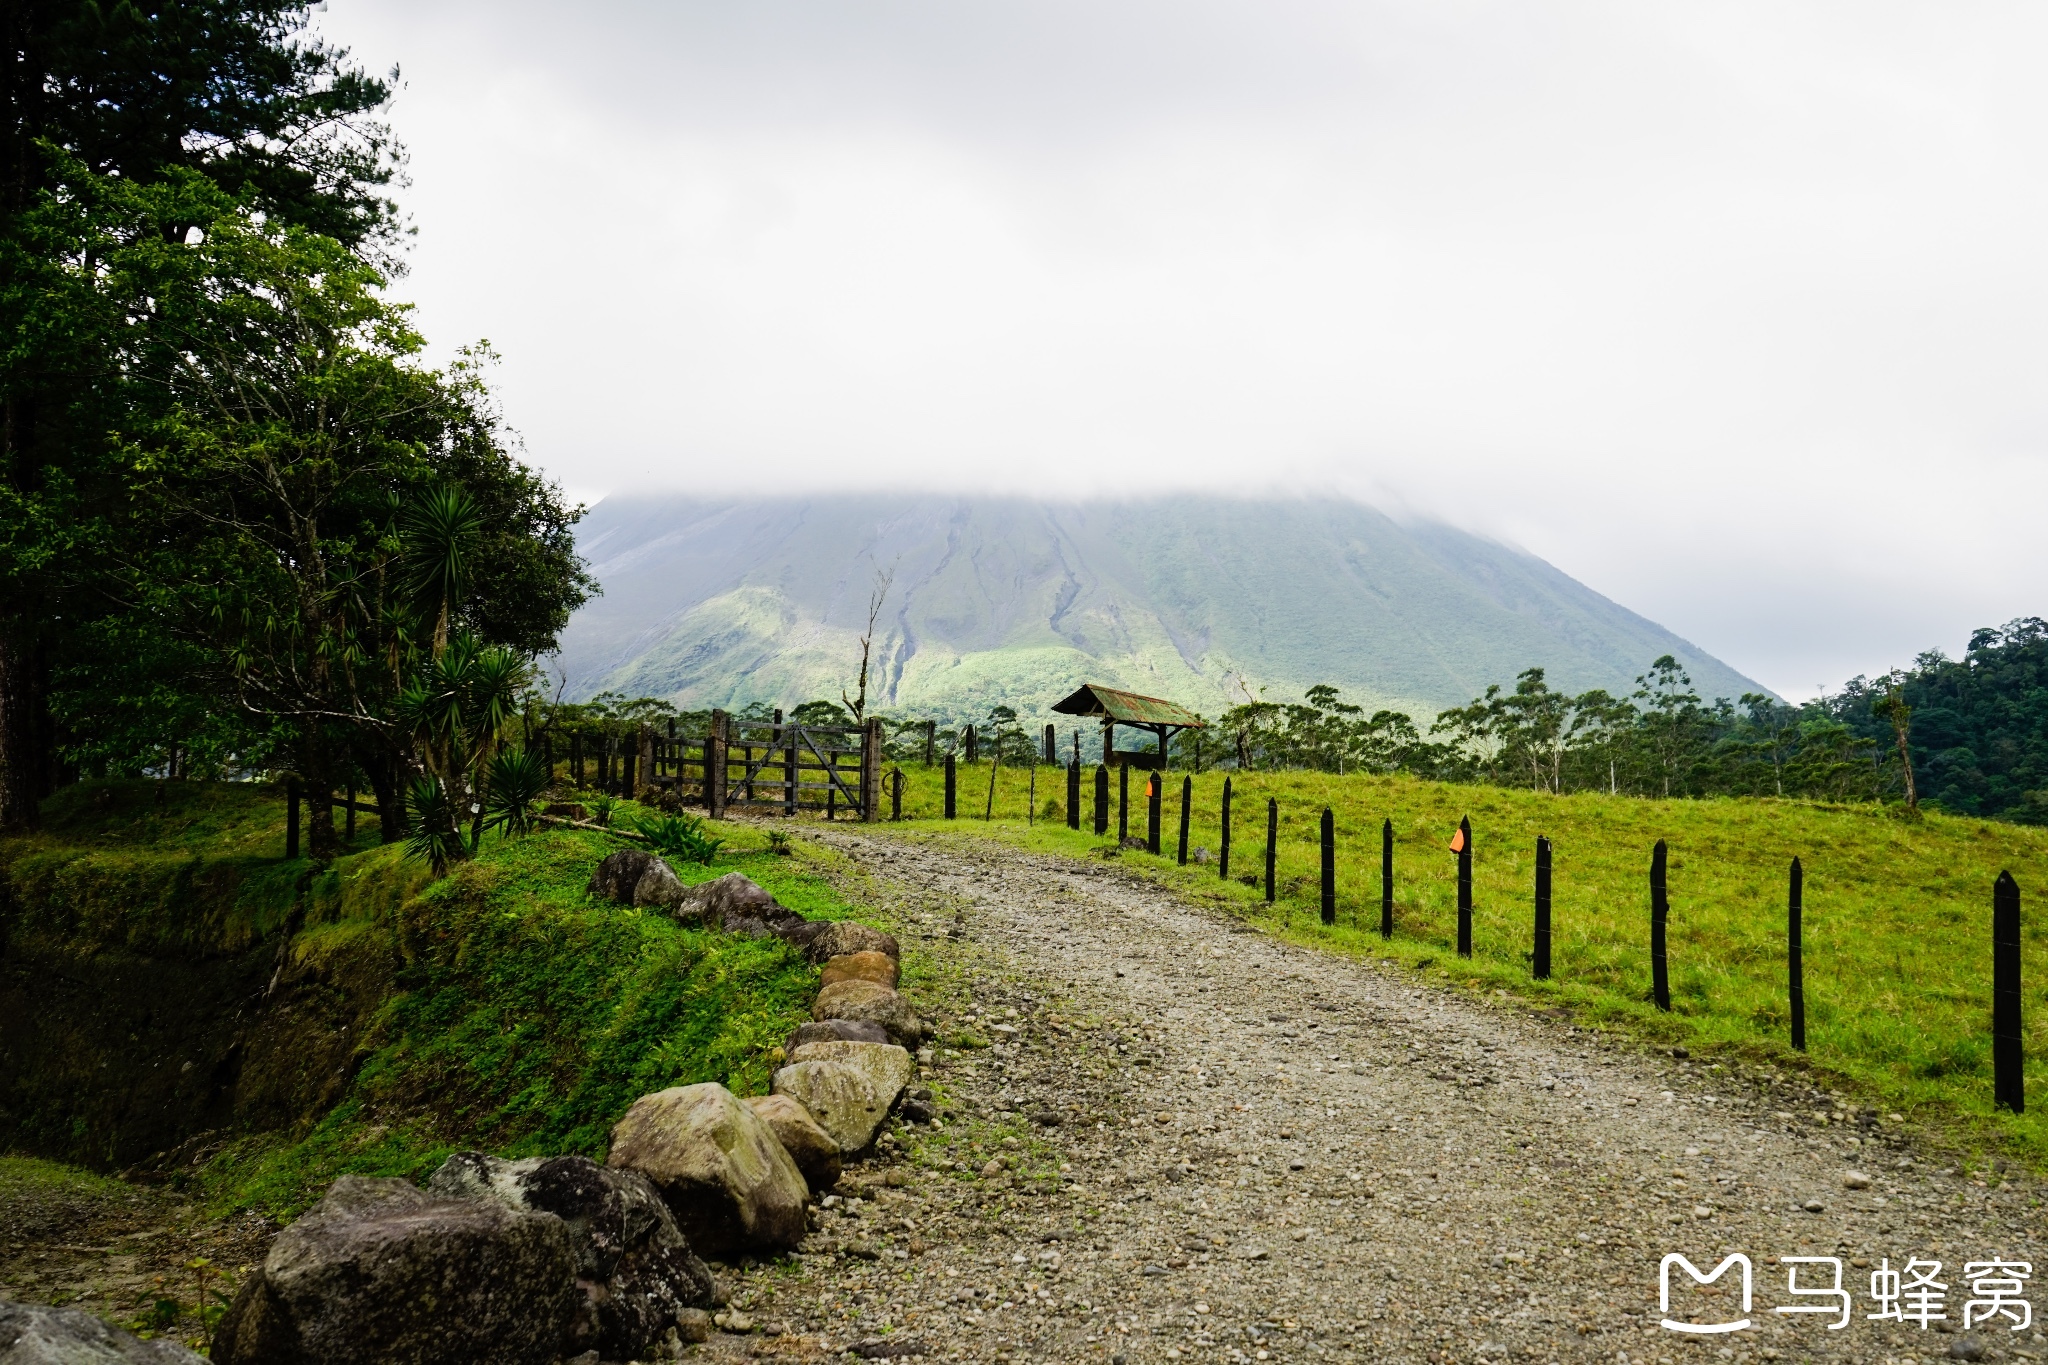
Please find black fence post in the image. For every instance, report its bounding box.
[1533,835,1552,979]
[944,753,957,819]
[1380,818,1393,938]
[1044,724,1056,764]
[924,720,935,767]
[1118,764,1130,843]
[1264,798,1278,904]
[1066,760,1080,830]
[285,779,300,859]
[1093,764,1109,835]
[1456,815,1473,958]
[779,710,796,817]
[1220,777,1233,879]
[1177,774,1192,866]
[1995,870,2024,1113]
[1788,856,1805,1051]
[1320,807,1336,925]
[1146,773,1161,855]
[965,724,978,763]
[1650,839,1671,1012]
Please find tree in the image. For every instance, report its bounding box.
[1869,672,1919,813]
[35,167,588,855]
[2,0,403,829]
[841,568,892,725]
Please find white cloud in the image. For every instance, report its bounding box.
[319,0,2048,698]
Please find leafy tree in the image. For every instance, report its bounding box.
[2,0,403,829]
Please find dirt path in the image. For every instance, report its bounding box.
[709,827,2044,1365]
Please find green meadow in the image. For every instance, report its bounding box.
[880,758,2048,1160]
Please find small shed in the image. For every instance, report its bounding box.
[1050,683,1207,771]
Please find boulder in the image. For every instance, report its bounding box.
[772,1042,917,1153]
[812,980,924,1047]
[587,849,683,910]
[673,873,800,932]
[607,1084,809,1258]
[209,1175,577,1365]
[425,1153,713,1361]
[820,951,899,990]
[801,922,900,964]
[0,1300,204,1363]
[771,920,833,953]
[741,1094,843,1188]
[782,1019,892,1053]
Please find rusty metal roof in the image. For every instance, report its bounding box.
[1050,683,1207,729]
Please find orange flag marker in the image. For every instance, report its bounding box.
[1449,827,1467,854]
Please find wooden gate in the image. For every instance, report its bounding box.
[642,712,881,821]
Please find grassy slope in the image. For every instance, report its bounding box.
[880,759,2048,1162]
[2,783,858,1219]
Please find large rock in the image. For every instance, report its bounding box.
[673,873,801,933]
[426,1153,713,1361]
[771,920,833,953]
[820,950,899,990]
[587,849,683,909]
[0,1300,204,1363]
[607,1084,809,1258]
[812,980,924,1047]
[772,1042,918,1153]
[741,1094,843,1188]
[801,922,900,964]
[209,1175,577,1365]
[782,1019,892,1053]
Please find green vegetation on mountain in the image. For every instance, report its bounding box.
[557,495,1764,727]
[882,759,2048,1159]
[0,781,850,1218]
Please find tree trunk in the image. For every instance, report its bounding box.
[298,719,339,859]
[0,621,46,831]
[356,740,406,844]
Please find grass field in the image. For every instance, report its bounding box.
[875,758,2048,1161]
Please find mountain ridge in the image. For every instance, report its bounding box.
[553,494,1766,723]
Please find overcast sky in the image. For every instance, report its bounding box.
[315,0,2048,700]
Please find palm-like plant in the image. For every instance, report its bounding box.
[400,485,483,657]
[395,628,531,867]
[404,776,466,874]
[483,746,551,837]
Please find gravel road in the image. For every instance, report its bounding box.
[703,827,2045,1365]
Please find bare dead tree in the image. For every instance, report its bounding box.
[842,568,894,724]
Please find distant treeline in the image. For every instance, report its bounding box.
[1212,618,2048,821]
[550,617,2048,824]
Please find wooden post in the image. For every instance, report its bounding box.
[345,784,357,844]
[1380,818,1394,939]
[944,753,957,819]
[965,724,977,763]
[924,720,935,767]
[1787,857,1805,1050]
[1118,763,1130,842]
[707,711,729,819]
[1650,839,1671,1011]
[1044,723,1056,764]
[1093,764,1109,835]
[1319,806,1336,925]
[1456,815,1473,958]
[862,717,882,822]
[1994,870,2024,1113]
[1146,772,1161,855]
[1534,836,1552,979]
[891,767,904,821]
[1264,798,1278,904]
[286,779,300,859]
[1177,774,1191,866]
[1072,730,1080,766]
[779,710,796,817]
[637,723,654,798]
[543,734,554,785]
[571,731,583,788]
[622,742,637,798]
[1220,776,1233,879]
[1066,760,1080,830]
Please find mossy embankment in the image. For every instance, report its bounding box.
[0,781,848,1217]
